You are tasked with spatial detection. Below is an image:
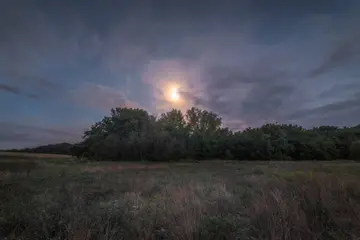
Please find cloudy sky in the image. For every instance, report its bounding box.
[1,0,360,148]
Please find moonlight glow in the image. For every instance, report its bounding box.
[170,86,180,102]
[165,83,181,103]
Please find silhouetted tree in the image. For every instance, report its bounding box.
[61,106,360,161]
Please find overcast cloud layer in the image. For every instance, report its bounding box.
[1,0,360,148]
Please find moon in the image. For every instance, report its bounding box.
[169,86,180,102]
[164,83,181,103]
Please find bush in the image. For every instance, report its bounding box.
[350,141,360,160]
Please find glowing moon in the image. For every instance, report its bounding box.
[164,83,181,104]
[169,86,180,102]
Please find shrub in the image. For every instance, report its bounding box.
[350,141,360,160]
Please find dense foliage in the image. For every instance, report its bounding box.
[71,107,360,161]
[350,141,360,160]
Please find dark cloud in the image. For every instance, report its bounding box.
[0,121,82,149]
[180,50,296,127]
[0,70,61,100]
[196,53,359,128]
[0,71,58,88]
[290,100,360,128]
[309,35,360,78]
[169,11,360,129]
[1,0,360,149]
[0,84,22,95]
[0,0,100,89]
[286,93,360,120]
[0,83,39,99]
[241,84,294,121]
[319,83,360,98]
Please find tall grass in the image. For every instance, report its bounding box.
[1,161,360,239]
[248,173,360,239]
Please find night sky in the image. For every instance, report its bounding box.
[1,0,360,148]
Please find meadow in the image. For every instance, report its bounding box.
[1,152,360,240]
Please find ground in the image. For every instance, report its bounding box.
[1,152,360,239]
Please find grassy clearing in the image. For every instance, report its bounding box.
[1,158,360,239]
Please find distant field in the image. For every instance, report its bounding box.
[0,151,71,160]
[1,158,360,239]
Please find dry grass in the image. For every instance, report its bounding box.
[0,151,71,159]
[248,173,360,239]
[0,152,72,178]
[82,163,169,173]
[0,161,38,177]
[1,160,360,239]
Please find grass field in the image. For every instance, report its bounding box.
[1,153,360,239]
[0,151,71,159]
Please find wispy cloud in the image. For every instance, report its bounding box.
[0,83,39,99]
[142,59,204,113]
[309,34,360,78]
[1,0,360,149]
[68,83,140,112]
[155,11,360,129]
[0,1,101,96]
[0,121,82,149]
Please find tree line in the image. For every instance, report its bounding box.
[3,143,73,155]
[70,107,360,161]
